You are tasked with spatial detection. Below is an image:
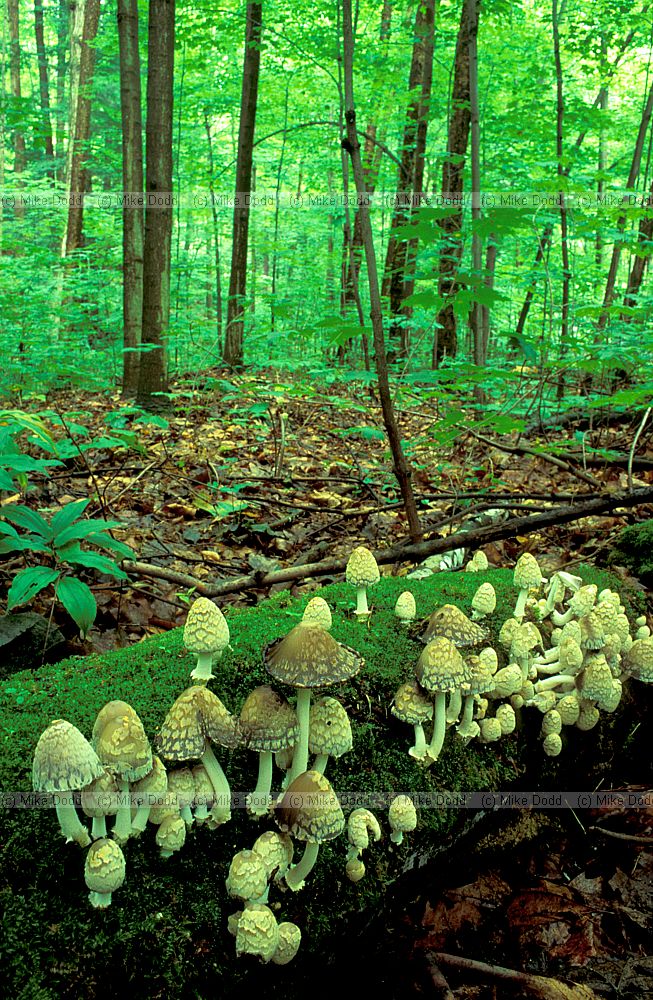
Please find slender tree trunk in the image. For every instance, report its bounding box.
[481,236,497,358]
[595,37,608,273]
[0,0,5,250]
[117,0,144,398]
[342,0,422,543]
[7,0,25,218]
[224,1,262,369]
[34,0,55,177]
[433,0,478,365]
[622,178,653,315]
[596,79,653,333]
[552,0,570,396]
[204,114,223,352]
[136,0,175,410]
[468,0,483,378]
[55,0,68,180]
[62,0,101,257]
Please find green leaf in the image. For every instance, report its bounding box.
[1,505,53,540]
[0,455,60,474]
[50,499,91,535]
[84,531,134,560]
[53,518,122,548]
[59,545,128,579]
[56,577,96,638]
[7,566,60,609]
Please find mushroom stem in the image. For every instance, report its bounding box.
[457,694,476,734]
[201,744,232,825]
[311,753,329,775]
[131,805,151,835]
[426,692,447,764]
[190,651,214,682]
[285,841,320,891]
[54,798,91,847]
[355,586,370,616]
[91,815,108,840]
[247,751,274,817]
[112,778,133,845]
[534,674,577,692]
[513,588,529,622]
[446,689,462,724]
[88,890,112,908]
[289,688,312,784]
[409,724,428,760]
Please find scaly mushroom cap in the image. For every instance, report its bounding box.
[345,858,366,882]
[471,583,496,619]
[579,655,614,703]
[345,546,380,588]
[235,904,279,963]
[155,686,240,762]
[568,585,598,618]
[84,838,126,898]
[183,597,230,654]
[391,680,433,725]
[156,813,186,856]
[478,647,499,673]
[513,552,543,590]
[239,685,299,752]
[81,771,119,819]
[579,612,606,651]
[347,808,382,852]
[495,703,516,734]
[471,550,489,571]
[33,719,104,793]
[600,679,622,713]
[93,709,152,782]
[576,703,600,731]
[191,764,215,815]
[274,770,345,843]
[623,637,653,682]
[419,604,487,647]
[558,637,583,674]
[388,794,417,836]
[91,701,138,746]
[301,596,332,630]
[556,693,581,725]
[465,655,496,696]
[543,733,563,756]
[131,756,168,810]
[226,849,269,902]
[541,709,562,736]
[479,717,503,742]
[166,768,195,810]
[394,591,417,623]
[415,637,471,694]
[308,697,352,758]
[264,622,362,689]
[252,831,294,878]
[271,922,302,966]
[491,664,523,698]
[499,617,521,649]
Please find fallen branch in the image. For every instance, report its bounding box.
[589,825,653,845]
[466,427,601,488]
[122,485,653,598]
[431,951,598,999]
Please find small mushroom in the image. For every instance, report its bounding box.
[388,794,417,845]
[166,768,196,828]
[346,545,380,615]
[271,922,302,965]
[191,764,215,825]
[415,636,472,764]
[184,596,230,682]
[131,756,168,835]
[301,596,333,630]
[226,849,269,904]
[274,770,345,891]
[345,858,366,882]
[81,771,119,840]
[156,813,186,858]
[471,583,496,621]
[346,808,382,860]
[240,685,299,818]
[308,697,352,774]
[84,838,126,908]
[419,604,487,647]
[394,591,417,625]
[235,904,279,963]
[251,830,294,882]
[92,701,152,845]
[390,680,433,761]
[512,552,545,621]
[543,733,563,756]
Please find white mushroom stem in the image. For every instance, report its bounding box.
[458,695,476,734]
[53,797,91,847]
[533,647,561,666]
[88,890,113,908]
[190,651,215,681]
[514,588,529,622]
[534,674,577,692]
[112,778,133,845]
[311,753,330,775]
[289,688,312,783]
[390,828,405,845]
[551,608,574,626]
[247,751,274,818]
[285,841,320,891]
[131,805,151,834]
[409,724,428,760]
[446,690,462,724]
[91,816,108,839]
[426,692,447,763]
[201,744,232,825]
[355,585,370,616]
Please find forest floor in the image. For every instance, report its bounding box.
[2,369,652,998]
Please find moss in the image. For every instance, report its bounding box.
[0,565,643,998]
[608,519,653,587]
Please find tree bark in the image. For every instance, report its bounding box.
[204,114,223,353]
[341,0,422,543]
[433,0,478,365]
[34,0,55,177]
[622,179,653,315]
[468,0,483,376]
[7,0,25,218]
[224,1,262,369]
[136,0,175,410]
[117,0,144,398]
[552,0,570,396]
[55,0,68,180]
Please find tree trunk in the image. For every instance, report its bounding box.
[7,0,25,218]
[224,1,262,369]
[34,0,55,177]
[204,114,223,353]
[62,0,101,257]
[117,0,144,398]
[55,0,68,180]
[468,0,483,379]
[341,0,422,544]
[552,0,570,396]
[136,0,175,410]
[622,179,653,314]
[433,0,478,366]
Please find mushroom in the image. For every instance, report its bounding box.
[543,570,583,616]
[301,596,332,630]
[264,622,362,784]
[495,703,516,735]
[235,904,279,963]
[415,637,472,764]
[271,922,302,966]
[556,693,580,725]
[131,755,168,835]
[551,584,598,626]
[623,637,653,683]
[32,719,104,847]
[226,849,269,904]
[183,596,230,682]
[510,622,542,680]
[155,685,241,827]
[191,764,215,825]
[543,733,563,756]
[576,702,600,731]
[252,830,294,882]
[419,604,487,647]
[471,583,496,621]
[491,663,523,698]
[166,768,196,828]
[274,769,345,891]
[239,685,299,818]
[479,717,502,742]
[346,807,382,860]
[345,545,380,615]
[156,813,187,858]
[394,591,417,625]
[541,709,562,736]
[388,794,417,845]
[390,679,433,761]
[345,858,366,882]
[457,656,496,740]
[512,552,545,621]
[92,702,152,845]
[465,550,488,572]
[308,697,352,774]
[81,771,119,840]
[84,838,126,908]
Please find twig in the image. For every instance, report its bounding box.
[111,461,158,504]
[589,825,653,845]
[466,427,601,488]
[424,952,455,999]
[628,406,651,491]
[431,951,598,999]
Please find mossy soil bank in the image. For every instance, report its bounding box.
[0,566,648,999]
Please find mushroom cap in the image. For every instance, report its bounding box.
[264,622,362,689]
[471,550,489,571]
[599,679,622,713]
[513,552,543,589]
[347,808,382,851]
[131,755,168,807]
[345,546,380,588]
[345,858,366,883]
[301,596,332,630]
[499,618,521,649]
[465,655,496,696]
[33,719,104,793]
[271,922,302,966]
[579,655,614,703]
[166,768,196,809]
[478,647,499,673]
[394,591,417,622]
[495,703,516,735]
[479,717,502,742]
[576,703,600,731]
[235,904,279,963]
[388,794,417,835]
[274,770,345,843]
[184,596,230,654]
[471,583,496,616]
[239,685,299,752]
[191,764,215,810]
[226,849,269,902]
[558,637,583,674]
[93,708,152,782]
[556,693,581,725]
[91,701,138,746]
[568,584,598,617]
[155,813,186,855]
[84,838,126,895]
[419,604,487,647]
[252,831,294,878]
[512,622,542,651]
[155,686,241,762]
[415,636,471,694]
[541,709,562,736]
[491,664,523,698]
[543,733,563,756]
[308,697,352,758]
[391,680,433,725]
[81,771,119,819]
[579,612,606,651]
[623,637,653,682]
